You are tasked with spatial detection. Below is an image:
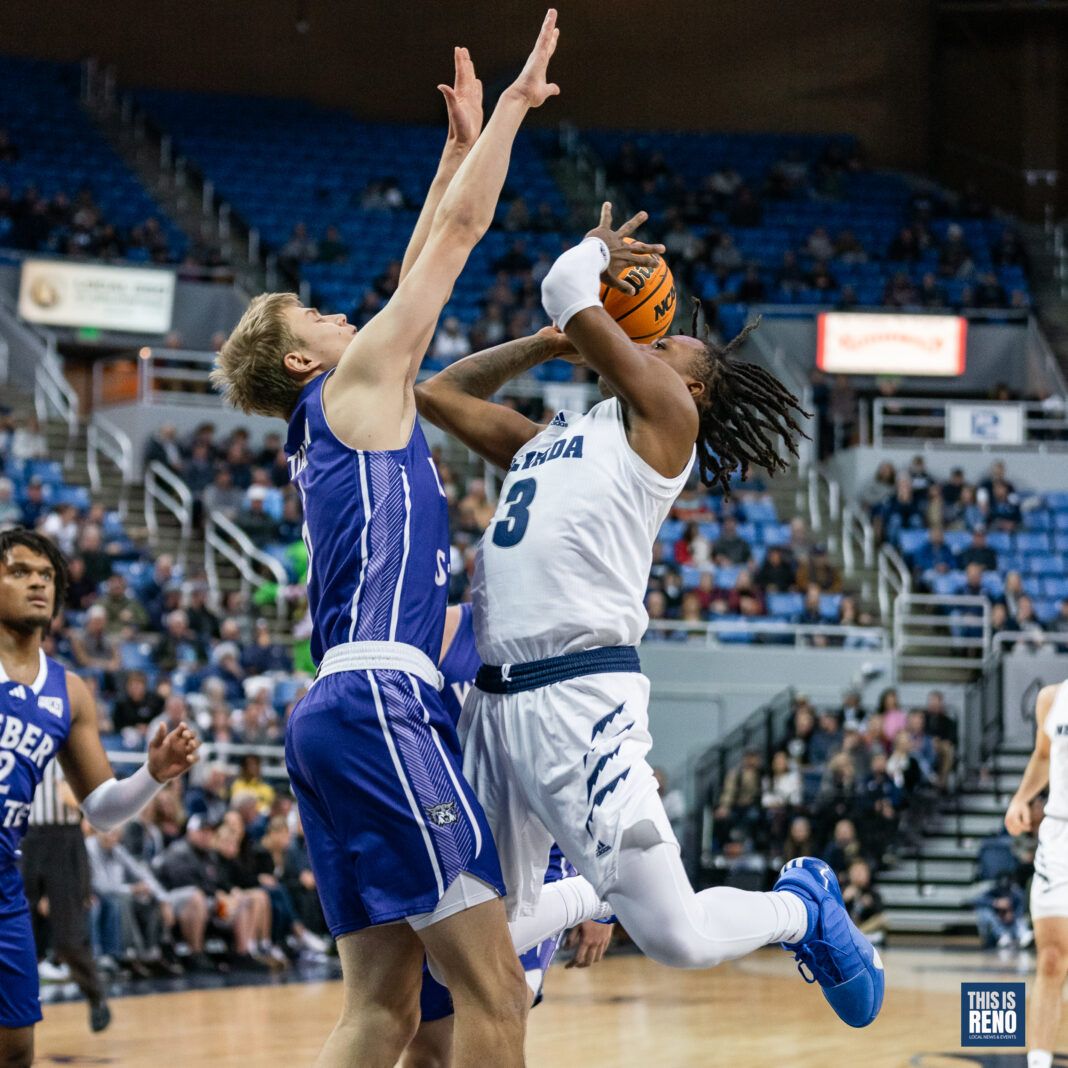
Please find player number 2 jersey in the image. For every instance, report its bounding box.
[472,397,693,664]
[0,651,71,872]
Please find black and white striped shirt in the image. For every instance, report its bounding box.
[30,760,82,827]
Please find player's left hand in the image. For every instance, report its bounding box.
[586,202,666,296]
[147,722,200,783]
[565,920,614,968]
[439,46,482,150]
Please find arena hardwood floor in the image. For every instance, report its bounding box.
[32,946,1057,1067]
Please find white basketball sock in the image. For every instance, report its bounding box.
[1028,1050,1053,1068]
[508,874,603,955]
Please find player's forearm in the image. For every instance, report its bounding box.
[432,91,528,243]
[1013,754,1050,804]
[425,333,555,400]
[399,141,469,283]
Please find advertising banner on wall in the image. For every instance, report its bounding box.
[18,259,176,334]
[945,402,1025,445]
[817,312,967,376]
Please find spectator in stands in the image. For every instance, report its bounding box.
[841,859,887,944]
[775,250,805,293]
[0,477,18,526]
[715,749,764,846]
[11,415,46,462]
[904,711,938,786]
[809,710,844,770]
[833,229,867,263]
[957,528,997,572]
[883,271,918,308]
[917,273,947,308]
[989,480,1022,530]
[821,817,863,878]
[798,584,825,630]
[39,502,80,556]
[18,477,48,529]
[859,461,897,520]
[202,468,242,521]
[761,750,802,848]
[974,272,1008,309]
[112,670,163,742]
[942,467,967,508]
[711,233,743,271]
[276,496,303,545]
[240,692,282,748]
[713,515,752,566]
[784,704,817,767]
[881,473,922,543]
[279,222,317,267]
[674,521,711,567]
[145,425,183,472]
[975,876,1032,949]
[87,828,181,977]
[783,815,817,864]
[1048,599,1068,639]
[736,265,767,303]
[755,545,796,593]
[914,526,955,582]
[887,227,921,263]
[317,225,349,264]
[1010,596,1046,652]
[101,574,149,632]
[878,689,907,745]
[430,316,471,366]
[923,691,958,789]
[74,525,114,589]
[796,545,841,592]
[939,223,974,277]
[204,642,244,703]
[231,755,275,815]
[71,605,120,676]
[237,486,279,542]
[155,610,206,672]
[242,618,291,675]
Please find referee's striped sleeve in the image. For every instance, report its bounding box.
[30,761,82,826]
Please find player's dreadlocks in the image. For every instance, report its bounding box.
[0,527,69,621]
[686,299,810,494]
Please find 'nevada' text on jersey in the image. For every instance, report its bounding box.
[286,373,450,665]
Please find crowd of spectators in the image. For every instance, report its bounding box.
[602,139,1030,339]
[867,456,1068,650]
[711,686,960,943]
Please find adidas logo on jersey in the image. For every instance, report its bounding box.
[549,412,568,428]
[425,801,459,827]
[38,696,63,718]
[7,685,26,701]
[595,841,612,858]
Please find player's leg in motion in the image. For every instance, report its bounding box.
[0,1028,33,1068]
[1029,917,1068,1068]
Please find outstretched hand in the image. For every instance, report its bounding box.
[585,202,666,296]
[439,46,483,150]
[147,722,200,783]
[508,9,561,108]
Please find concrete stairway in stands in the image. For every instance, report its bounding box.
[876,742,1026,934]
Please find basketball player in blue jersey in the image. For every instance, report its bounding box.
[403,605,613,1068]
[212,15,613,1067]
[0,529,199,1068]
[416,205,885,1032]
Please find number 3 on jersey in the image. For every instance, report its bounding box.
[492,478,537,548]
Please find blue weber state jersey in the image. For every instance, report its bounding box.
[286,373,451,665]
[0,651,71,876]
[439,604,480,726]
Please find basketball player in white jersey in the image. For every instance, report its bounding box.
[1006,682,1068,1068]
[416,205,884,1030]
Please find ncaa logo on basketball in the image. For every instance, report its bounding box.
[960,982,1024,1046]
[425,801,459,827]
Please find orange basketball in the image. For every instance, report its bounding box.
[598,240,677,343]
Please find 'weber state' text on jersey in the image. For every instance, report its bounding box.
[1044,681,1068,820]
[472,398,694,665]
[286,373,451,665]
[0,652,71,877]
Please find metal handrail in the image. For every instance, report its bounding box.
[644,618,887,649]
[841,501,875,575]
[34,347,79,468]
[204,510,289,617]
[892,592,991,667]
[876,543,911,621]
[87,413,135,518]
[806,466,841,540]
[144,461,194,565]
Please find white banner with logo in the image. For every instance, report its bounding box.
[18,259,176,334]
[945,402,1025,445]
[817,312,967,376]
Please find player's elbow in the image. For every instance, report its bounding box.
[433,203,488,246]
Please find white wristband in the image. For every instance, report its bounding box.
[541,237,610,330]
[80,763,165,832]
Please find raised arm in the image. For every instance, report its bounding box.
[416,327,574,469]
[332,11,559,395]
[399,47,483,284]
[1005,683,1056,835]
[541,204,696,478]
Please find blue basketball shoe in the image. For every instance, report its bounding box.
[773,857,885,1028]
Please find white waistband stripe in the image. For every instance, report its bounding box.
[315,641,443,691]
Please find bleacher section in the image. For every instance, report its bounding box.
[0,56,186,261]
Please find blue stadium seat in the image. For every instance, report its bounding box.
[986,531,1013,553]
[1042,577,1068,600]
[767,592,803,619]
[819,594,843,621]
[981,572,1005,598]
[898,529,929,557]
[944,531,972,555]
[1047,493,1068,512]
[1015,532,1051,553]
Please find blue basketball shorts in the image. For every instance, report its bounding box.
[0,867,41,1030]
[418,843,578,1021]
[285,669,504,938]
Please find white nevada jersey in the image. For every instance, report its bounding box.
[472,397,694,665]
[1044,680,1068,820]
